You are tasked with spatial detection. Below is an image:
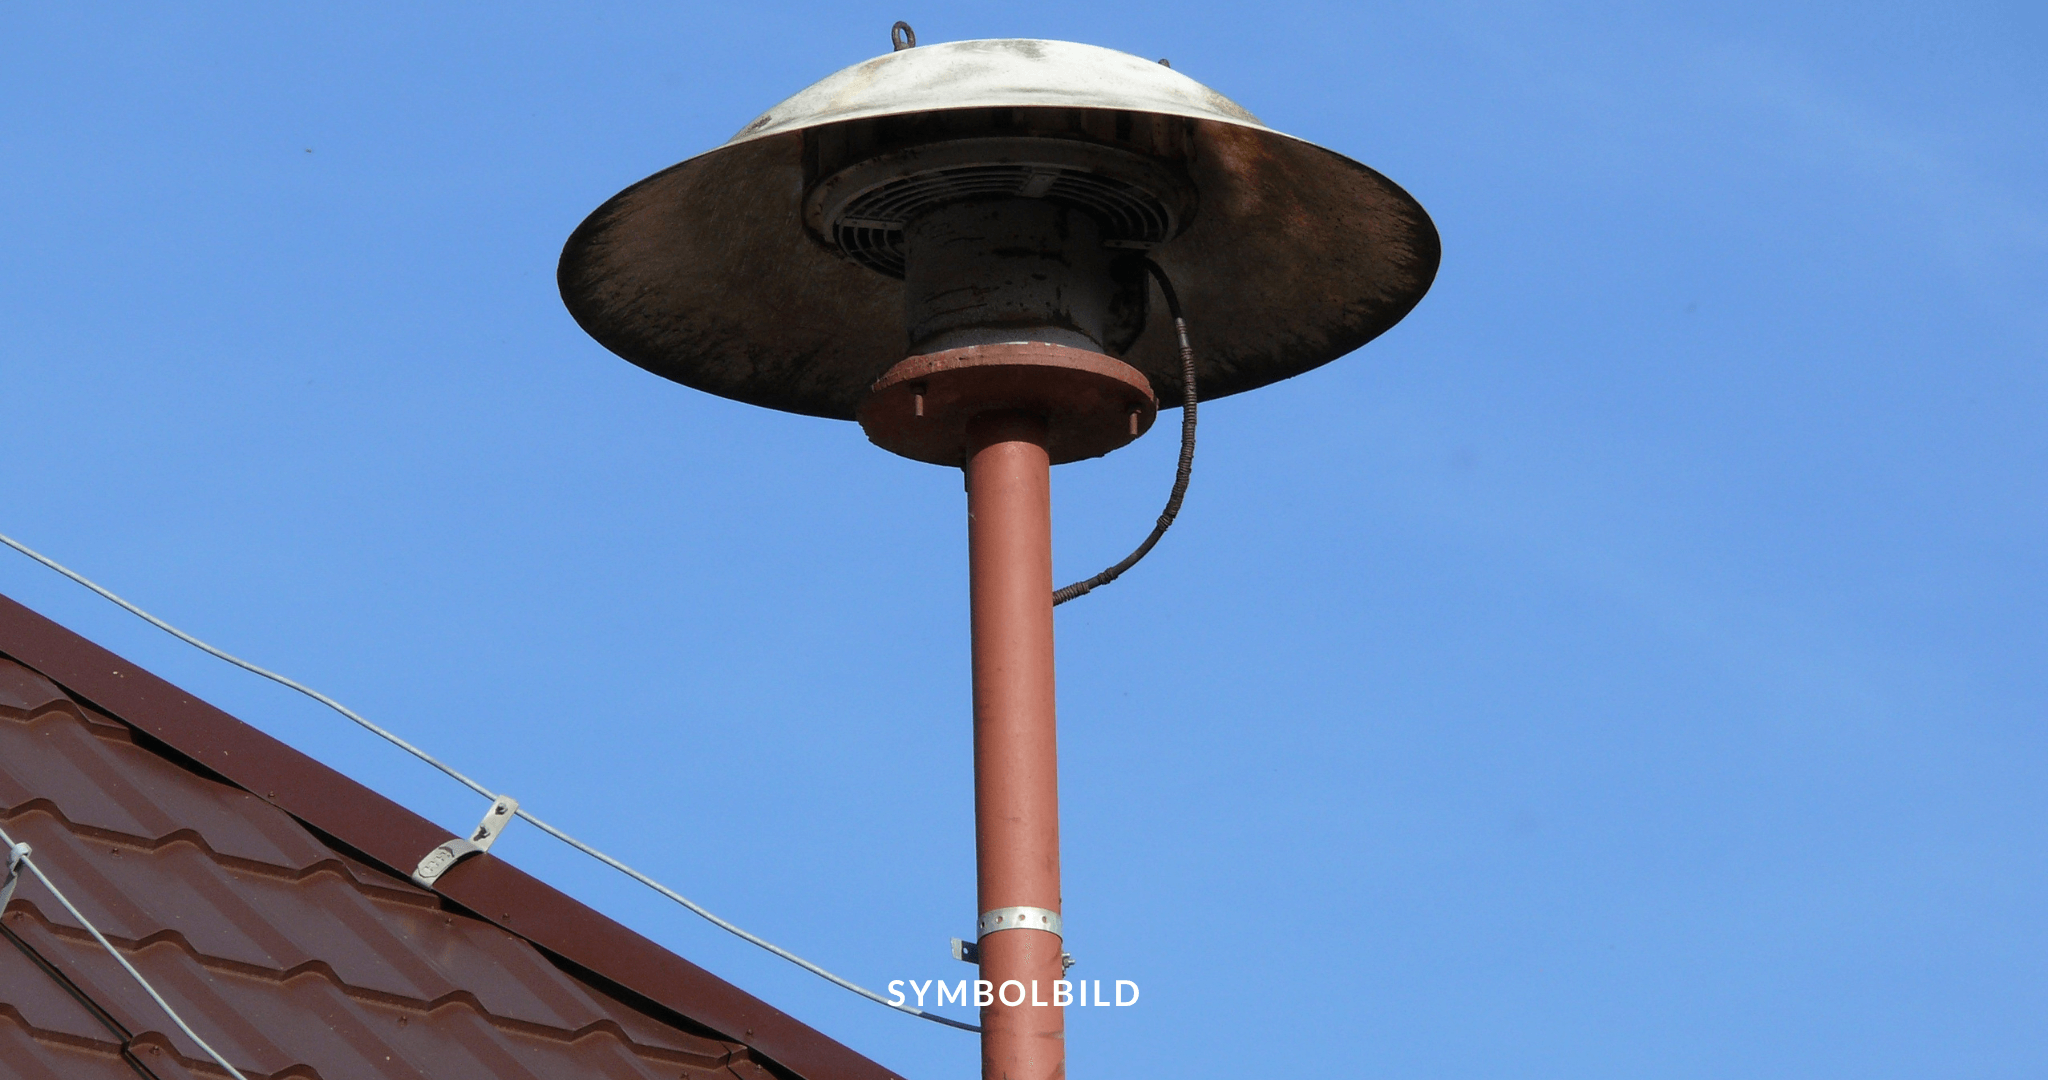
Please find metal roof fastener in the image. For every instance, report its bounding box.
[412,795,519,889]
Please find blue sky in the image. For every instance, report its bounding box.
[4,4,2044,1077]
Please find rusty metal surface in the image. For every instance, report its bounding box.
[0,593,900,1080]
[558,41,1438,424]
[962,414,1065,1080]
[859,343,1155,465]
[725,39,1268,144]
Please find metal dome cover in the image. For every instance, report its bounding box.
[725,38,1268,142]
[559,38,1440,421]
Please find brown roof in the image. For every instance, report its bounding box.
[0,592,902,1080]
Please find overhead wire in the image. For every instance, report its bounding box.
[1,828,255,1079]
[0,256,1200,1036]
[0,530,979,1033]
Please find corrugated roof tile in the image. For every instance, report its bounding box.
[0,702,338,868]
[0,1012,138,1079]
[0,644,856,1079]
[0,658,65,713]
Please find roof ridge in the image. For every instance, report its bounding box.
[0,592,900,1080]
[1,801,435,907]
[8,903,746,1066]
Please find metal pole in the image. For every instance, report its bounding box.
[965,409,1066,1080]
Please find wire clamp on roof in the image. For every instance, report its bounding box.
[1,840,29,909]
[413,794,519,888]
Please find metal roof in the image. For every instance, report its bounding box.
[0,592,900,1080]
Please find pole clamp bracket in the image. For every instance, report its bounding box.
[978,905,1061,938]
[412,796,518,889]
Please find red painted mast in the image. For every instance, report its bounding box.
[966,410,1067,1079]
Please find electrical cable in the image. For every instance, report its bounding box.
[0,827,255,1079]
[0,531,980,1033]
[505,808,981,1032]
[0,534,500,803]
[1053,258,1198,605]
[0,253,1203,1031]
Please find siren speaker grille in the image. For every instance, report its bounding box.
[825,163,1180,278]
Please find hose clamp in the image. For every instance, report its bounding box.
[978,905,1062,939]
